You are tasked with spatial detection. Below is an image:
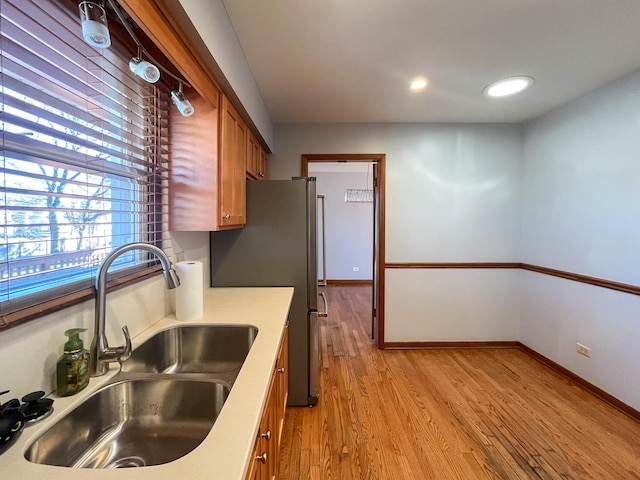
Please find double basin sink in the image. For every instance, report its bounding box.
[24,324,258,469]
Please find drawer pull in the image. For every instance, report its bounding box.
[261,430,272,440]
[256,452,268,463]
[223,214,231,220]
[277,367,286,374]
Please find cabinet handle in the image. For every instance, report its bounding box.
[256,452,268,464]
[259,172,265,177]
[277,367,286,374]
[223,214,231,220]
[261,430,272,440]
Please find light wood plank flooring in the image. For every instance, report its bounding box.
[278,284,640,479]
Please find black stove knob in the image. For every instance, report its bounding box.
[19,391,54,423]
[21,391,45,404]
[0,410,25,443]
[0,398,20,414]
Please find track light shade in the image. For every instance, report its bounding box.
[79,1,111,48]
[171,89,195,117]
[129,57,161,83]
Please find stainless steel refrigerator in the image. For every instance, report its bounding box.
[209,177,322,406]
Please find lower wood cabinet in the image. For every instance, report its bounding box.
[275,323,288,440]
[245,325,289,480]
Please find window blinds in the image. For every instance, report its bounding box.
[0,0,171,316]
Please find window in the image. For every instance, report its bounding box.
[0,0,170,325]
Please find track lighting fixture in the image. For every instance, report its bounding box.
[79,1,111,48]
[89,0,194,111]
[171,83,195,117]
[129,55,161,83]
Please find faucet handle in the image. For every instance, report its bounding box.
[101,325,132,365]
[117,325,132,364]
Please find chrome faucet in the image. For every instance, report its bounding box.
[89,243,180,377]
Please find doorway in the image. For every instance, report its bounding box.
[302,154,385,347]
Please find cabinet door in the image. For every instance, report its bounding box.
[246,437,262,480]
[247,394,273,480]
[245,326,289,480]
[247,132,269,180]
[169,88,221,231]
[258,148,269,180]
[246,131,260,179]
[264,379,278,480]
[219,94,247,228]
[275,325,288,443]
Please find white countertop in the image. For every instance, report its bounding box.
[0,287,294,480]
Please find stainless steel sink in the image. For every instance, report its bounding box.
[25,325,259,469]
[25,378,229,468]
[122,324,258,384]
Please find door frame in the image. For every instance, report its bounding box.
[302,154,386,347]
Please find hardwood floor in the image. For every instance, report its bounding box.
[278,284,640,479]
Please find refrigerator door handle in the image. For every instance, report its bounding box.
[319,291,329,318]
[317,194,327,287]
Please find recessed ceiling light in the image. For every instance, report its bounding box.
[410,78,428,92]
[483,76,535,97]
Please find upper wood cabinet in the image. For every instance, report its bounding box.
[171,93,272,231]
[259,150,269,180]
[121,1,246,231]
[169,87,221,231]
[247,131,269,180]
[121,0,267,230]
[168,90,247,231]
[219,94,247,228]
[246,130,260,179]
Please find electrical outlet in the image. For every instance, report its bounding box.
[352,266,359,272]
[576,343,591,357]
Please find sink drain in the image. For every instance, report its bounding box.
[107,456,146,468]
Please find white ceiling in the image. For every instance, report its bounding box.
[215,0,640,124]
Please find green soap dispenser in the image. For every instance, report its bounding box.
[56,328,90,397]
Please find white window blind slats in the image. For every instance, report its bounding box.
[1,73,148,145]
[3,94,150,161]
[2,108,149,168]
[0,44,151,163]
[0,0,171,318]
[1,26,145,125]
[2,133,169,181]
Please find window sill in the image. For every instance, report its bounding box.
[0,265,163,330]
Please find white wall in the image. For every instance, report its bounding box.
[520,70,640,410]
[520,273,640,409]
[178,0,274,150]
[0,231,208,398]
[386,268,521,342]
[521,72,640,284]
[311,171,373,280]
[272,123,523,342]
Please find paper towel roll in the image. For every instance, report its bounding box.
[175,260,204,321]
